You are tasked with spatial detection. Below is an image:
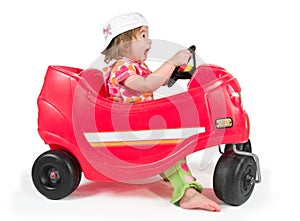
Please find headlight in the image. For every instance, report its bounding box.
[232,92,243,108]
[227,85,243,108]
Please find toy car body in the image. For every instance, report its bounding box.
[32,62,261,205]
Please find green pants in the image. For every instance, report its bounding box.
[161,158,203,204]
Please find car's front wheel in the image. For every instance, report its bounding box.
[213,151,256,206]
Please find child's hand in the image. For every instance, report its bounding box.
[168,50,192,67]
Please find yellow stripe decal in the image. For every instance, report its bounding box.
[89,139,184,147]
[84,127,205,148]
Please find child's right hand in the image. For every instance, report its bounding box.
[168,50,192,67]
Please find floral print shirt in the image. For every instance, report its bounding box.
[107,58,154,103]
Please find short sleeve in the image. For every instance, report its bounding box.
[112,60,137,85]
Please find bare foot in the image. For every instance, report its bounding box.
[179,188,221,212]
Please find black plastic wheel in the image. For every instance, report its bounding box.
[32,150,81,200]
[213,151,256,206]
[224,140,252,153]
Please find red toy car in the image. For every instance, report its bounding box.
[32,46,261,206]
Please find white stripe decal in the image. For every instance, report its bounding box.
[84,127,205,143]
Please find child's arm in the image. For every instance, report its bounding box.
[124,50,191,93]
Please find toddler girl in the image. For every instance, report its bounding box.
[101,12,221,212]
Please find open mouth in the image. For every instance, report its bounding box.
[144,48,151,57]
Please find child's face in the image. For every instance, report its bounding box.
[129,26,152,63]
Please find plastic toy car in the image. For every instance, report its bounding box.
[32,46,261,206]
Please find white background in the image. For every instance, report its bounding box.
[1,0,299,220]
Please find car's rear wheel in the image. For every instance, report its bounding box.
[213,151,256,206]
[32,150,81,200]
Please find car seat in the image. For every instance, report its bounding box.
[79,69,108,98]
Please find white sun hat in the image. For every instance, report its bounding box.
[101,12,149,54]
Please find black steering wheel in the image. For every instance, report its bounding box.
[168,45,196,87]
